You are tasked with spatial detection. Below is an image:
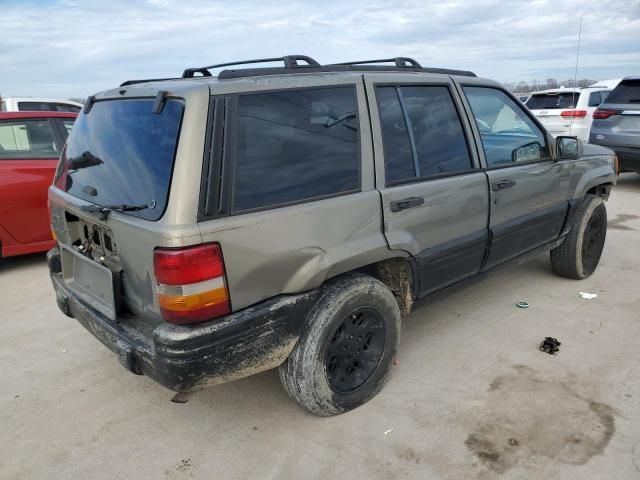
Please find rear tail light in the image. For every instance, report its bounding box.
[560,110,587,118]
[593,109,620,120]
[154,243,230,324]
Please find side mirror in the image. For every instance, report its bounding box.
[556,136,582,160]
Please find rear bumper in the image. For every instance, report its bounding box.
[613,147,640,172]
[47,248,318,392]
[589,141,640,172]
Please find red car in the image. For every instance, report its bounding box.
[0,111,76,257]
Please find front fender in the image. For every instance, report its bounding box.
[569,155,617,199]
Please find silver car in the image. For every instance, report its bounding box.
[48,56,617,416]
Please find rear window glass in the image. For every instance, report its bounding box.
[526,92,580,109]
[605,80,640,104]
[55,103,81,113]
[17,101,52,111]
[232,87,360,212]
[54,99,183,221]
[0,119,59,159]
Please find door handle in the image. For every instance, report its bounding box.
[390,196,425,212]
[491,179,516,191]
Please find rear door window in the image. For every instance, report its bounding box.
[605,79,640,104]
[0,119,59,159]
[231,86,360,212]
[526,92,580,109]
[377,85,473,184]
[589,91,602,107]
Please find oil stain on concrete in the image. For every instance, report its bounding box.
[465,365,615,474]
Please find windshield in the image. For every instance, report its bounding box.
[55,98,183,221]
[526,92,580,110]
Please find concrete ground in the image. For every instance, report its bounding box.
[2,174,639,480]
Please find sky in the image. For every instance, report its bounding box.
[1,0,639,99]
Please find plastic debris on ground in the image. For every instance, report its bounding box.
[516,301,529,309]
[579,292,598,300]
[539,337,561,355]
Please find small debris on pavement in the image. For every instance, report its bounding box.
[61,348,67,353]
[393,357,400,366]
[516,301,529,309]
[384,429,394,435]
[539,337,561,355]
[579,292,598,300]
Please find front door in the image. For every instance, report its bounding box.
[0,118,64,244]
[459,84,571,270]
[365,74,490,296]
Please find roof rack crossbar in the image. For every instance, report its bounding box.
[331,57,422,68]
[182,55,320,78]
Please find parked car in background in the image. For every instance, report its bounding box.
[590,77,640,173]
[525,86,610,142]
[0,111,76,257]
[1,97,82,113]
[46,55,616,416]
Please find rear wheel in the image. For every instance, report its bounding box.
[279,274,401,416]
[550,195,607,279]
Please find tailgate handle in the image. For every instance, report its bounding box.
[492,180,516,191]
[390,196,425,212]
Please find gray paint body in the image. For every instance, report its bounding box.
[48,70,617,327]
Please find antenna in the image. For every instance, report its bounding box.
[569,16,583,132]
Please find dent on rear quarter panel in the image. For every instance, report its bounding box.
[199,191,396,312]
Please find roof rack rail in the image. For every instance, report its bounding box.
[331,57,422,68]
[119,55,476,86]
[182,55,320,78]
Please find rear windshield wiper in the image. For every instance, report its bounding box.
[80,201,155,220]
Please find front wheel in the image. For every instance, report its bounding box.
[279,274,401,416]
[550,195,607,279]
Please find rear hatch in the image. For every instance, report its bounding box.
[590,79,640,148]
[49,84,209,323]
[526,91,582,135]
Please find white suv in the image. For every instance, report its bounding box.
[525,87,610,142]
[0,97,82,113]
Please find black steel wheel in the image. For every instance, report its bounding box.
[551,195,607,279]
[324,307,386,394]
[581,208,606,275]
[279,274,401,416]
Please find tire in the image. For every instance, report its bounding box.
[279,274,401,416]
[550,195,607,279]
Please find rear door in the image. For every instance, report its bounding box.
[365,74,490,296]
[0,118,63,244]
[459,84,571,269]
